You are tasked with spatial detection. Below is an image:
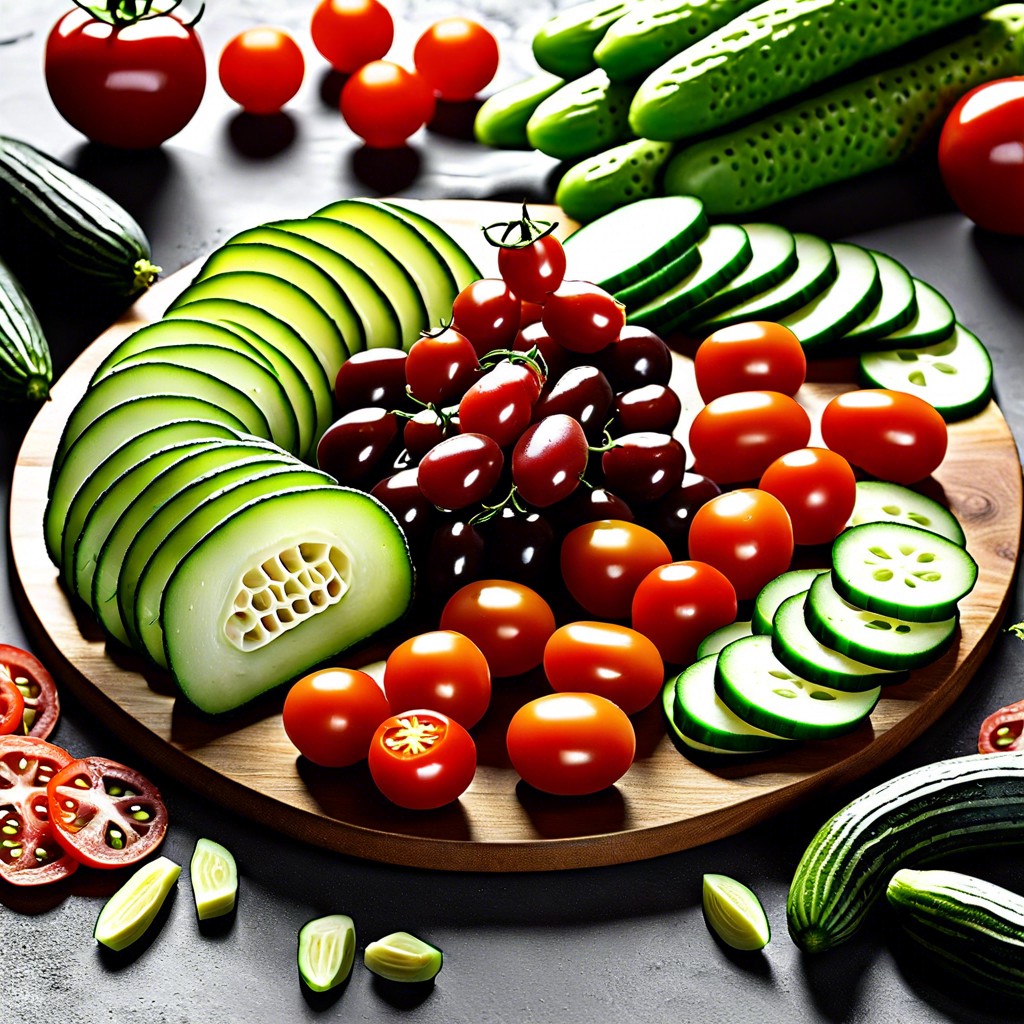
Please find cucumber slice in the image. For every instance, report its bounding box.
[831,522,978,623]
[848,480,966,547]
[697,620,753,658]
[702,874,771,951]
[94,856,180,952]
[752,569,829,635]
[804,571,958,671]
[364,932,443,983]
[842,251,917,344]
[715,634,881,740]
[562,195,708,294]
[672,654,792,752]
[661,676,756,758]
[857,322,993,422]
[874,278,956,349]
[190,838,238,920]
[162,487,413,714]
[380,200,482,293]
[614,243,701,310]
[772,592,908,691]
[298,914,356,993]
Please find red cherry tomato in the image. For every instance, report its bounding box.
[383,631,492,730]
[413,17,500,101]
[543,622,664,714]
[0,645,60,740]
[978,699,1024,753]
[282,667,392,767]
[311,0,394,74]
[458,359,543,447]
[440,580,556,677]
[218,27,304,115]
[758,447,857,546]
[0,672,25,736]
[541,281,627,354]
[497,235,567,305]
[405,328,480,406]
[693,321,807,402]
[506,693,636,796]
[512,414,589,507]
[820,388,948,485]
[368,710,477,810]
[340,61,436,148]
[686,489,795,601]
[452,278,522,356]
[560,519,671,620]
[689,390,812,484]
[630,561,738,666]
[44,7,206,148]
[47,756,168,870]
[601,432,686,504]
[938,78,1024,235]
[418,432,504,510]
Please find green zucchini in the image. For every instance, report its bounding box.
[787,750,1024,952]
[886,868,1024,997]
[474,72,565,149]
[0,253,51,401]
[532,0,638,78]
[0,136,159,295]
[663,6,1024,214]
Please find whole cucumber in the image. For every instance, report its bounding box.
[630,0,999,141]
[0,254,51,402]
[664,5,1024,215]
[474,72,565,148]
[533,0,643,79]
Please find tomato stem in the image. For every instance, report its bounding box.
[73,0,204,28]
[481,201,558,251]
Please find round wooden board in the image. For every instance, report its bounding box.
[9,201,1023,872]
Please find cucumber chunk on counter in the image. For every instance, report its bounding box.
[94,857,180,952]
[298,914,356,993]
[190,838,238,920]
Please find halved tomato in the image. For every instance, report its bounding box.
[0,645,60,740]
[978,699,1024,754]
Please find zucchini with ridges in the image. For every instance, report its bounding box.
[0,253,51,401]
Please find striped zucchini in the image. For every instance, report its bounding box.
[787,751,1024,953]
[887,868,1024,997]
[0,136,160,296]
[0,254,51,402]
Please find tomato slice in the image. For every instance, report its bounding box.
[0,673,24,735]
[0,735,79,886]
[978,700,1024,754]
[47,756,168,869]
[0,645,60,740]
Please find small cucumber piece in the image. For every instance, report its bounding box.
[474,72,565,148]
[848,480,966,547]
[752,569,828,636]
[662,675,761,757]
[614,242,702,310]
[873,279,956,349]
[696,620,752,658]
[364,931,443,983]
[94,856,180,952]
[532,0,634,78]
[842,251,917,344]
[190,838,238,920]
[297,914,356,992]
[703,873,771,951]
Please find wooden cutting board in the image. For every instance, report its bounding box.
[9,201,1022,871]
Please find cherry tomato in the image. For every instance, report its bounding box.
[218,26,304,115]
[599,325,673,391]
[506,693,636,796]
[689,390,812,484]
[418,432,504,510]
[311,0,394,74]
[316,407,399,485]
[560,519,671,620]
[47,756,168,870]
[440,580,555,677]
[426,519,485,600]
[0,646,60,740]
[384,631,491,730]
[513,322,571,382]
[497,235,567,304]
[541,281,627,354]
[413,17,500,101]
[334,349,408,412]
[458,359,543,447]
[453,278,522,356]
[370,468,437,552]
[512,414,588,507]
[543,622,664,715]
[978,699,1024,753]
[820,388,948,485]
[340,61,436,148]
[44,6,206,149]
[532,364,614,443]
[549,485,635,533]
[368,710,476,810]
[0,735,78,886]
[402,409,459,460]
[0,672,25,736]
[693,321,807,402]
[686,489,795,601]
[642,472,721,559]
[405,328,480,406]
[759,447,857,546]
[479,508,556,591]
[519,300,544,328]
[631,561,738,666]
[601,432,686,504]
[282,667,392,768]
[938,78,1024,235]
[614,384,682,434]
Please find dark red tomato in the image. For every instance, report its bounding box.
[413,17,500,101]
[532,363,614,442]
[614,384,682,434]
[458,360,543,447]
[334,349,408,412]
[316,407,399,485]
[453,278,522,355]
[513,322,572,383]
[599,325,673,391]
[506,693,635,796]
[541,281,627,354]
[601,432,686,504]
[405,329,480,406]
[693,321,807,402]
[519,300,544,328]
[0,735,78,887]
[0,646,60,740]
[440,580,556,677]
[371,468,438,551]
[543,622,664,715]
[418,432,504,509]
[340,60,436,148]
[282,667,392,768]
[978,699,1024,753]
[497,234,567,304]
[512,414,588,507]
[218,26,304,115]
[686,489,795,601]
[479,508,556,591]
[384,631,492,729]
[688,390,812,484]
[939,78,1024,235]
[0,673,25,736]
[820,388,948,485]
[560,519,671,620]
[641,472,721,559]
[368,710,477,810]
[47,756,168,870]
[403,408,459,460]
[44,7,206,149]
[426,519,485,599]
[311,0,394,74]
[759,447,857,546]
[630,561,738,666]
[548,485,634,532]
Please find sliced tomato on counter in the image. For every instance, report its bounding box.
[978,700,1024,754]
[0,673,24,736]
[0,645,60,740]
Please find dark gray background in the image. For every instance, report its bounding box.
[3,2,1024,1021]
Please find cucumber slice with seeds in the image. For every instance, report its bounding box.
[697,620,753,658]
[843,250,917,344]
[190,838,238,920]
[848,480,966,547]
[874,278,956,349]
[752,569,828,635]
[298,914,356,993]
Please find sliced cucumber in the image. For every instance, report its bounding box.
[842,251,917,344]
[614,243,701,311]
[831,522,978,623]
[298,914,356,993]
[804,571,958,671]
[662,676,756,758]
[380,199,481,293]
[702,874,771,951]
[162,487,413,714]
[715,634,881,741]
[771,592,908,691]
[190,837,238,920]
[363,932,443,983]
[752,569,828,635]
[94,856,180,952]
[697,620,753,658]
[874,278,956,349]
[858,322,993,422]
[848,480,966,547]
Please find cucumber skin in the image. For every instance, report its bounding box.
[0,254,51,402]
[787,751,1024,953]
[631,0,999,142]
[474,72,564,148]
[663,5,1024,215]
[533,0,637,78]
